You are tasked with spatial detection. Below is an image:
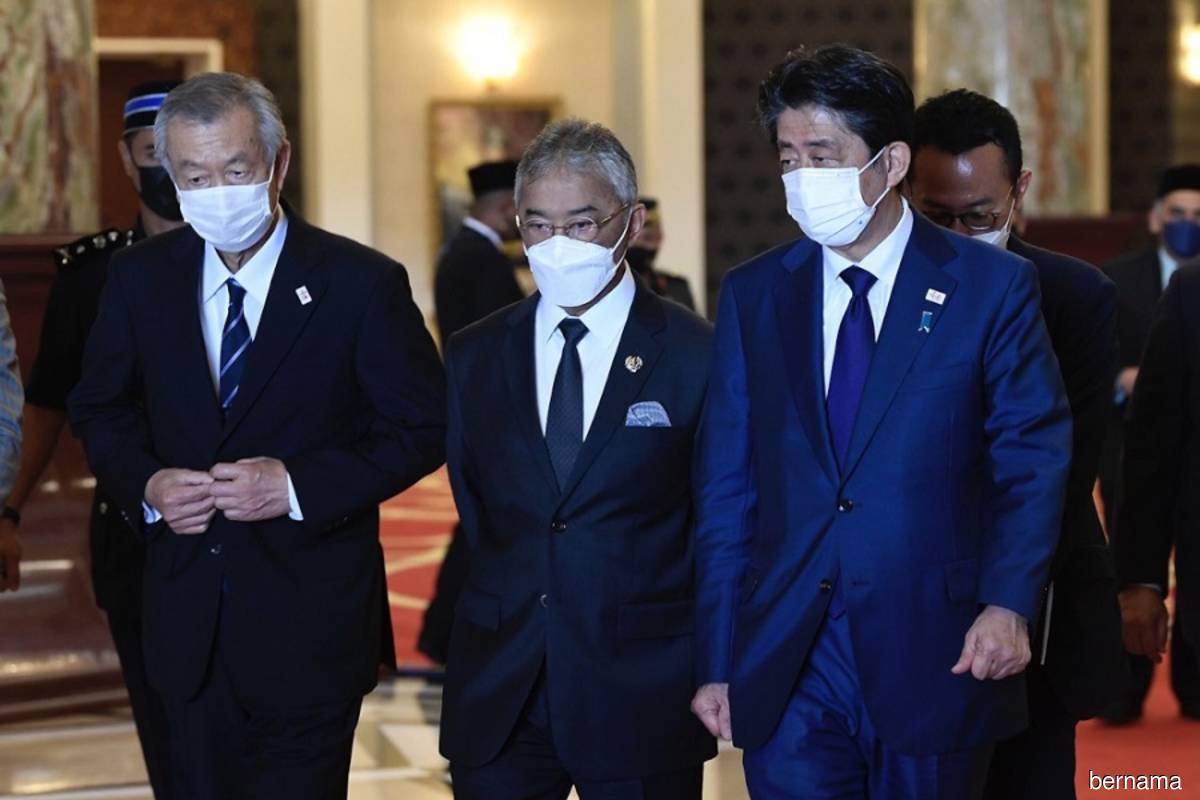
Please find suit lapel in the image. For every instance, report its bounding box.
[166,232,223,447]
[219,217,325,445]
[773,242,839,488]
[502,297,561,495]
[840,216,958,477]
[556,284,666,503]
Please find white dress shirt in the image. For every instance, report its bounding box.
[462,216,503,249]
[1159,246,1180,292]
[535,266,637,437]
[145,211,302,522]
[821,199,914,393]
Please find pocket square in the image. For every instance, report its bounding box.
[625,401,672,427]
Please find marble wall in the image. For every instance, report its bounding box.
[0,0,98,234]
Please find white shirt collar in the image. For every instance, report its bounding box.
[536,264,637,347]
[823,197,913,292]
[463,216,503,249]
[1158,245,1180,289]
[201,211,290,304]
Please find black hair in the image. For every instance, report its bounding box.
[912,89,1023,184]
[758,44,914,153]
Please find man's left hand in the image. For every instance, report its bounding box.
[951,604,1031,680]
[210,457,291,522]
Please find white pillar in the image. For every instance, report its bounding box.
[298,0,374,244]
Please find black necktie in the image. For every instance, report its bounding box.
[545,318,589,490]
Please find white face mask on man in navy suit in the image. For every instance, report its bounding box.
[177,163,277,254]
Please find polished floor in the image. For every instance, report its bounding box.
[0,678,749,799]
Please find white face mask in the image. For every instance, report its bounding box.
[177,164,277,253]
[783,148,889,247]
[970,202,1015,250]
[525,213,632,308]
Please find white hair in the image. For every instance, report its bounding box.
[515,118,638,205]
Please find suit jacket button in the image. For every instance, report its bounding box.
[838,498,854,512]
[539,593,550,608]
[98,502,109,515]
[819,579,832,592]
[210,544,223,556]
[550,520,567,532]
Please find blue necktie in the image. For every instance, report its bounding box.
[545,318,589,491]
[826,266,877,470]
[219,278,252,419]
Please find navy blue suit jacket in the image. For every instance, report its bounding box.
[438,283,717,781]
[68,216,447,707]
[694,214,1072,755]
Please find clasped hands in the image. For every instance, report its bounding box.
[690,604,1031,742]
[144,457,291,535]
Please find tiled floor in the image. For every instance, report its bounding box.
[0,678,751,799]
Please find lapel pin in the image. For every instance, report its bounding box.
[625,355,644,373]
[295,286,312,305]
[918,310,933,334]
[925,288,947,305]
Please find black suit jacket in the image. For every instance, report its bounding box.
[1010,237,1127,718]
[68,216,447,707]
[434,225,524,344]
[1116,264,1200,652]
[1103,244,1165,369]
[438,281,717,781]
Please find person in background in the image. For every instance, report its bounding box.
[909,88,1126,800]
[0,281,21,593]
[421,160,525,665]
[0,81,184,797]
[1100,164,1200,724]
[69,72,446,797]
[691,45,1071,800]
[439,118,716,798]
[627,198,696,310]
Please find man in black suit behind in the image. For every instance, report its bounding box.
[909,89,1126,799]
[69,73,447,798]
[1100,165,1200,722]
[438,118,716,798]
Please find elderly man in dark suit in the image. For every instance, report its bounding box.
[70,72,446,798]
[909,88,1126,800]
[1100,164,1200,723]
[438,118,716,799]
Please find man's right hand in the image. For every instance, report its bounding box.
[0,519,21,592]
[691,682,732,740]
[1119,585,1169,662]
[145,469,216,535]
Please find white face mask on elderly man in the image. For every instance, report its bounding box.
[177,164,276,253]
[524,213,633,308]
[783,148,890,247]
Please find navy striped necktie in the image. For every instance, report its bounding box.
[826,266,877,469]
[219,278,252,419]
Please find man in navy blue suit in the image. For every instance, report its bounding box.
[438,118,716,798]
[909,89,1125,800]
[690,46,1072,799]
[69,73,447,798]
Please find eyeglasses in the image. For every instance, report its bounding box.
[922,193,1014,232]
[516,204,632,244]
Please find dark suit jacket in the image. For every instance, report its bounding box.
[437,282,718,781]
[1009,237,1127,719]
[695,215,1072,755]
[1116,264,1200,653]
[68,216,447,707]
[1104,245,1165,370]
[434,225,524,344]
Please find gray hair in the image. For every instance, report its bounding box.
[154,72,286,181]
[515,118,638,206]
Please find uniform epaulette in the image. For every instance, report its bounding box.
[54,228,136,269]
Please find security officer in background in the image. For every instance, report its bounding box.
[627,198,696,310]
[434,160,525,344]
[421,161,526,664]
[1,81,184,798]
[1100,164,1200,724]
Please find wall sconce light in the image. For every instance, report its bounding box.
[1182,24,1200,84]
[456,16,521,88]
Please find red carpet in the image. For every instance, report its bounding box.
[383,470,1200,791]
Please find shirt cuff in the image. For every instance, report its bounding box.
[142,501,162,525]
[1132,583,1164,595]
[286,473,303,521]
